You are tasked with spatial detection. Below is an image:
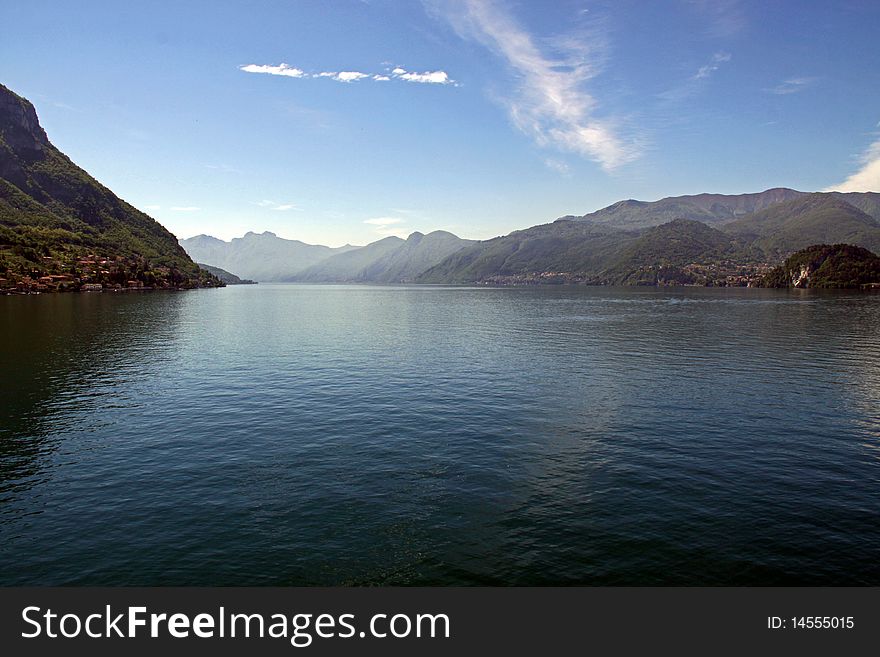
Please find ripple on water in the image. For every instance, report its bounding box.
[0,285,878,585]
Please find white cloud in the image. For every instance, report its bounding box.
[693,52,731,80]
[240,63,306,78]
[256,200,300,211]
[364,217,404,225]
[170,206,201,212]
[768,77,816,95]
[241,63,454,85]
[395,69,452,84]
[143,204,161,211]
[332,71,369,82]
[824,138,880,192]
[429,0,634,170]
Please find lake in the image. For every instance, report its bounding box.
[1,284,878,585]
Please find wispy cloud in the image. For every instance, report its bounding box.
[364,216,410,238]
[544,158,571,175]
[767,77,816,95]
[427,0,635,170]
[693,52,731,80]
[364,217,404,226]
[824,137,880,192]
[686,0,747,38]
[205,163,241,173]
[240,63,454,85]
[256,200,300,211]
[51,101,79,112]
[657,52,732,103]
[170,206,201,212]
[143,204,161,211]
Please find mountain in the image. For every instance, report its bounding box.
[361,230,475,283]
[418,219,756,285]
[563,188,806,229]
[829,191,880,221]
[602,219,756,285]
[758,244,880,289]
[197,263,256,285]
[292,230,474,283]
[418,221,628,283]
[0,83,219,290]
[180,231,359,282]
[723,195,880,259]
[419,191,880,286]
[564,188,880,230]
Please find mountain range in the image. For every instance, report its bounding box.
[181,229,476,283]
[182,189,880,287]
[0,83,218,290]
[417,191,880,285]
[179,231,358,282]
[560,187,880,229]
[3,82,879,291]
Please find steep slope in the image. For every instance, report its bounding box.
[180,231,358,282]
[723,195,880,259]
[0,83,218,289]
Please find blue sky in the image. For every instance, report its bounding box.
[2,0,879,245]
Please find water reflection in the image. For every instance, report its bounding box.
[0,292,186,504]
[0,285,878,585]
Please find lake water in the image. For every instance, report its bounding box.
[1,284,879,585]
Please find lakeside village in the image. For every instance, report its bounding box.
[0,252,223,294]
[476,260,777,287]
